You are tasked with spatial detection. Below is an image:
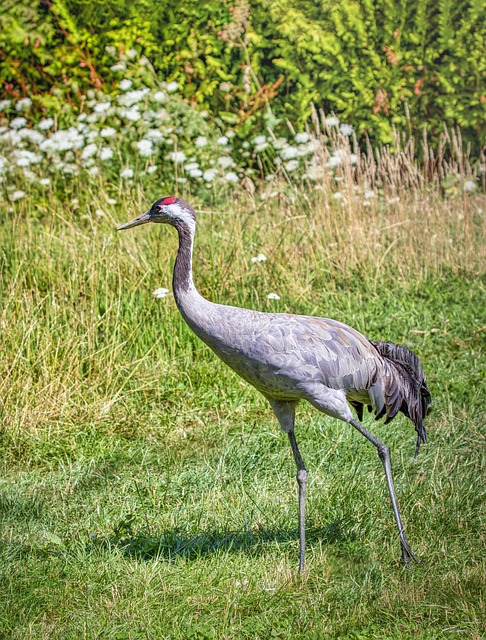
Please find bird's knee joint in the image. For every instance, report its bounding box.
[297,469,307,486]
[377,444,389,462]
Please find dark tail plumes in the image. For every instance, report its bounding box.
[371,340,432,457]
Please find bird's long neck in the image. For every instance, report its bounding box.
[172,220,209,326]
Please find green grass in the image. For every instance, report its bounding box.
[0,185,484,639]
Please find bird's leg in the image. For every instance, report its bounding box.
[349,418,418,567]
[288,430,307,573]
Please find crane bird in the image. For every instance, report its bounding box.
[118,196,431,572]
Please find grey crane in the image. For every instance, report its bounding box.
[118,196,431,572]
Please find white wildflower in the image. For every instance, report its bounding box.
[145,129,164,142]
[99,147,113,161]
[0,99,11,110]
[295,132,310,144]
[267,292,280,300]
[18,128,44,145]
[153,287,170,299]
[170,151,186,163]
[184,162,199,171]
[10,117,27,129]
[137,139,154,157]
[333,192,343,200]
[107,198,117,204]
[189,168,203,178]
[81,143,98,160]
[11,190,25,201]
[39,178,51,186]
[142,110,156,123]
[120,168,134,178]
[152,91,167,103]
[224,171,239,183]
[147,165,158,174]
[155,108,169,121]
[119,79,133,91]
[89,167,100,176]
[194,135,208,148]
[118,107,142,122]
[387,196,400,204]
[251,253,267,263]
[325,116,339,127]
[62,164,78,175]
[217,136,229,146]
[225,130,235,139]
[14,150,42,167]
[126,48,138,59]
[218,156,235,169]
[305,166,322,181]
[86,113,99,123]
[203,168,218,182]
[463,179,476,192]
[16,98,32,111]
[40,127,85,152]
[326,156,342,168]
[364,190,375,199]
[93,101,111,114]
[339,124,353,136]
[285,159,299,172]
[105,45,117,56]
[219,81,232,92]
[100,127,116,138]
[77,113,87,122]
[350,153,358,165]
[272,137,288,150]
[118,89,149,107]
[280,146,299,160]
[95,209,104,217]
[254,135,267,145]
[110,62,126,72]
[166,81,178,93]
[38,118,54,131]
[255,142,269,153]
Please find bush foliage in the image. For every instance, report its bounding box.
[1,0,485,144]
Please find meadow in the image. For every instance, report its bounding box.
[0,134,485,639]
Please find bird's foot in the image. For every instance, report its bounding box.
[400,537,420,567]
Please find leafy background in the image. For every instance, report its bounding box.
[1,0,485,145]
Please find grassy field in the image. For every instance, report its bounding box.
[0,173,485,638]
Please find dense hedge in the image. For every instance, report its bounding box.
[1,0,485,144]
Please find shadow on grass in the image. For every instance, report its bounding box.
[90,513,352,562]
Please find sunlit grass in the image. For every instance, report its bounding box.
[0,172,484,638]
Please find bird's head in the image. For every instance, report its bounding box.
[117,196,196,232]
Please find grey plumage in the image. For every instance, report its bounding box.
[118,196,431,572]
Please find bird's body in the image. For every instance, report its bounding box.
[179,289,381,418]
[119,196,431,572]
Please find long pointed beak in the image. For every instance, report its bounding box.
[117,210,151,231]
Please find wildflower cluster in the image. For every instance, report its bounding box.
[0,49,480,202]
